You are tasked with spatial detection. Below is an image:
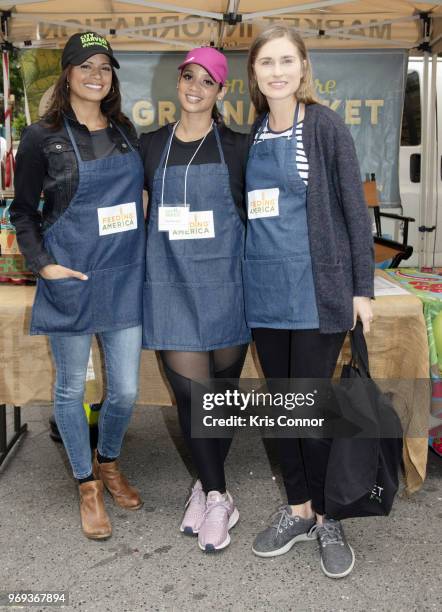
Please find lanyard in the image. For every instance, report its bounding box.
[160,119,214,208]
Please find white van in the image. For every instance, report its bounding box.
[396,56,442,267]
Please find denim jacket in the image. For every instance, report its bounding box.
[10,108,139,274]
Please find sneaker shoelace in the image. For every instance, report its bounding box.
[317,521,344,547]
[271,506,299,534]
[185,486,205,509]
[203,499,231,524]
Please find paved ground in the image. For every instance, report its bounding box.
[0,403,441,612]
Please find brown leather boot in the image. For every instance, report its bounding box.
[78,480,112,540]
[93,455,143,510]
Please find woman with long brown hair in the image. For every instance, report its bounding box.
[11,32,145,540]
[243,25,374,578]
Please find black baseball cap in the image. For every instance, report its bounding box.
[61,32,119,70]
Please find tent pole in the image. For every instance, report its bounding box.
[417,10,434,269]
[323,14,420,36]
[117,0,222,20]
[218,0,240,48]
[416,10,438,268]
[242,0,351,21]
[419,50,429,269]
[117,18,212,36]
[12,15,195,49]
[424,53,438,267]
[1,47,14,189]
[23,90,31,126]
[244,8,415,47]
[0,0,51,5]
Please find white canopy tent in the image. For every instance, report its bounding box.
[1,0,441,266]
[0,1,441,51]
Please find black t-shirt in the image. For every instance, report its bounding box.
[90,127,120,158]
[139,123,249,221]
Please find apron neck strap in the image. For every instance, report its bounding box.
[255,115,267,140]
[160,122,179,207]
[160,120,218,208]
[111,121,136,152]
[256,102,300,140]
[159,121,223,166]
[158,123,175,169]
[63,117,81,162]
[63,117,135,161]
[291,102,300,137]
[213,123,225,165]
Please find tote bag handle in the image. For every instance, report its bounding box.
[349,321,370,378]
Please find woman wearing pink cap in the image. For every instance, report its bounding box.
[140,47,250,552]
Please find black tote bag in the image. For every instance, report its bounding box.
[324,322,403,519]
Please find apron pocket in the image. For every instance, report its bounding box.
[199,281,248,348]
[33,276,91,333]
[143,280,248,349]
[93,262,143,329]
[243,256,316,326]
[143,281,202,349]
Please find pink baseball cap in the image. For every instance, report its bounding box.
[178,47,228,84]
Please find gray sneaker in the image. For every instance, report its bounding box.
[315,518,355,578]
[252,505,317,558]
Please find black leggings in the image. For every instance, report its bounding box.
[253,328,346,515]
[160,345,248,494]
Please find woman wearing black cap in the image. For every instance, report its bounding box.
[11,32,145,540]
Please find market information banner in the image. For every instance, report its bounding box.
[19,48,406,205]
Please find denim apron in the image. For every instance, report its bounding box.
[143,124,250,350]
[30,119,145,336]
[243,105,319,329]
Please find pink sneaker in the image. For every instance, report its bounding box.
[198,491,239,552]
[180,480,206,535]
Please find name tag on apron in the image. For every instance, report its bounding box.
[248,188,280,219]
[158,205,189,231]
[97,202,137,236]
[169,210,215,240]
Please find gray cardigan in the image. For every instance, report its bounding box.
[252,103,375,333]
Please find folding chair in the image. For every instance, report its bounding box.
[363,179,415,268]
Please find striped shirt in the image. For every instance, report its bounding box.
[253,118,309,186]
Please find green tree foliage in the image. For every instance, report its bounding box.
[18,49,61,121]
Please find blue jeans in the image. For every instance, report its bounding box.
[49,325,142,479]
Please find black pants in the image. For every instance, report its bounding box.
[253,328,346,515]
[160,345,248,494]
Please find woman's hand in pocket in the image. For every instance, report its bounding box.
[39,264,88,281]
